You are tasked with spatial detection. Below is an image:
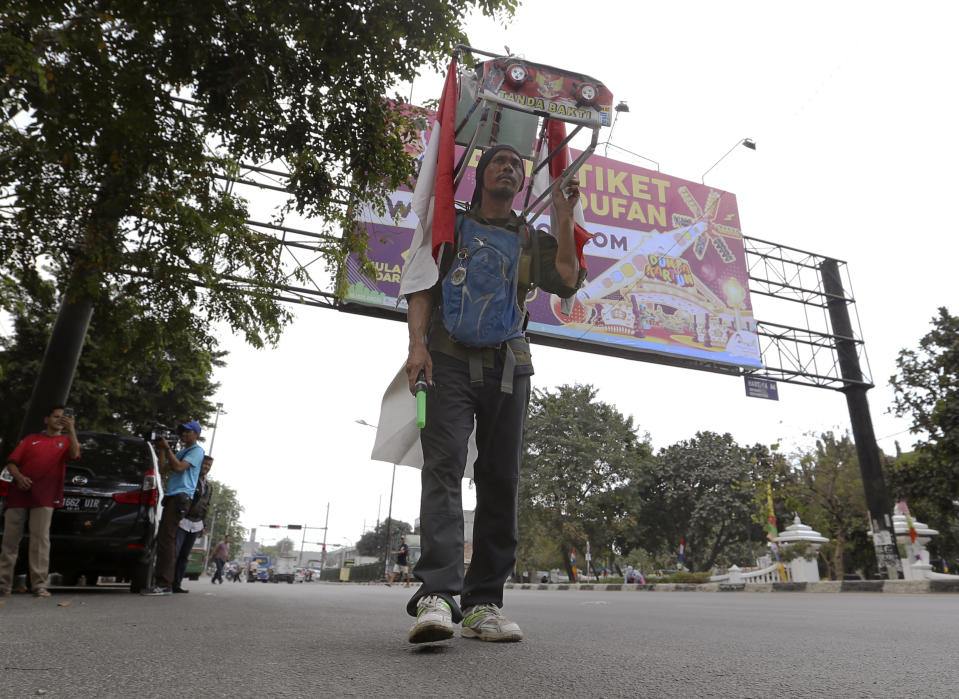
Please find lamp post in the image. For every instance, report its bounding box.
[208,402,225,456]
[701,138,756,184]
[356,419,396,580]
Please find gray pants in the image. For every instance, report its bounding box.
[406,353,530,622]
[0,506,54,592]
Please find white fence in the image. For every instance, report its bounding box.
[710,562,793,584]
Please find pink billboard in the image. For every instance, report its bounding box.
[344,147,761,370]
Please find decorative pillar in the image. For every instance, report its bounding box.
[775,515,828,583]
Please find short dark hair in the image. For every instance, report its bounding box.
[203,455,214,463]
[46,404,65,416]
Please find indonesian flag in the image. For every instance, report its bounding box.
[397,57,458,299]
[532,118,594,272]
[899,498,918,544]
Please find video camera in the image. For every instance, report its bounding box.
[143,422,179,451]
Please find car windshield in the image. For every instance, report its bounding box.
[69,433,152,478]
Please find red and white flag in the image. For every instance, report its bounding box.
[398,57,458,299]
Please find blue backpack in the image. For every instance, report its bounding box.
[441,214,527,348]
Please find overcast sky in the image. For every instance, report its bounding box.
[204,1,957,550]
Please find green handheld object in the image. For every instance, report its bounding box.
[415,371,427,429]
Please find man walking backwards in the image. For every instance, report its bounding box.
[402,144,583,643]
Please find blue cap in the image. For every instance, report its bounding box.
[178,420,202,435]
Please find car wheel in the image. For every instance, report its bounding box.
[130,540,156,593]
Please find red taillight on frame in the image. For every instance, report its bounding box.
[112,469,158,506]
[141,468,158,505]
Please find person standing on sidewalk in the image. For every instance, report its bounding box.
[0,406,81,598]
[211,534,230,584]
[171,455,214,593]
[142,420,204,596]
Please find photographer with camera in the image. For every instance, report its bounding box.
[141,420,204,596]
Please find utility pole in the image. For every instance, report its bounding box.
[820,258,902,579]
[383,463,396,580]
[321,503,329,571]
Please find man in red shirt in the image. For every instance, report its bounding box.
[0,405,81,597]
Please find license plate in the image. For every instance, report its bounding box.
[63,496,101,512]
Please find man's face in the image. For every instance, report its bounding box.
[179,428,198,445]
[44,409,66,431]
[201,459,212,477]
[482,150,523,202]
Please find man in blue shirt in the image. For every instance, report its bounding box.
[142,420,205,596]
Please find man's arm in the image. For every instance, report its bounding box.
[405,290,433,394]
[5,439,31,490]
[63,415,80,459]
[550,178,581,288]
[155,441,170,474]
[5,460,31,490]
[155,439,193,473]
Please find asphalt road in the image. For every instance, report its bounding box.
[2,580,958,697]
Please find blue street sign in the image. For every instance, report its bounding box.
[744,376,779,401]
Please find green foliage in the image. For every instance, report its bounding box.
[889,307,959,565]
[206,477,246,561]
[519,384,652,578]
[627,431,765,571]
[645,571,712,584]
[0,0,518,344]
[789,432,868,579]
[0,274,223,452]
[356,518,412,560]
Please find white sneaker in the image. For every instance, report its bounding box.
[461,603,523,642]
[408,594,455,643]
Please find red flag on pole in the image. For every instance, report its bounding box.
[398,57,458,298]
[544,119,594,271]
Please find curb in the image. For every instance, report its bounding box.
[504,580,959,594]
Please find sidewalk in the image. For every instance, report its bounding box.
[505,579,959,594]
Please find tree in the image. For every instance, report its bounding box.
[630,432,764,572]
[791,432,869,580]
[1,0,518,338]
[520,384,652,579]
[1,0,517,433]
[356,519,412,561]
[0,273,223,452]
[206,477,247,561]
[889,307,959,561]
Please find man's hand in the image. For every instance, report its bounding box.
[406,342,432,395]
[13,473,32,490]
[62,415,76,434]
[406,290,434,394]
[552,176,581,220]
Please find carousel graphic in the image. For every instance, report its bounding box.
[550,186,761,365]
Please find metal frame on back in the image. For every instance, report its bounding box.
[450,45,613,224]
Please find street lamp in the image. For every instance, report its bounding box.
[700,138,756,184]
[208,402,225,456]
[356,419,396,580]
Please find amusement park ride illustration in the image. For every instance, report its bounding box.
[447,45,758,362]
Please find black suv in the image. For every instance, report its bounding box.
[0,431,162,593]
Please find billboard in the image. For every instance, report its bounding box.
[343,146,762,371]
